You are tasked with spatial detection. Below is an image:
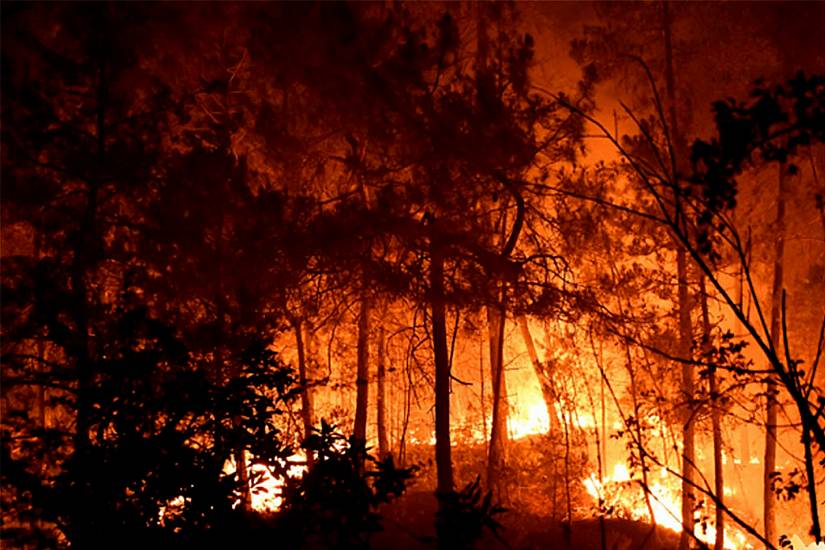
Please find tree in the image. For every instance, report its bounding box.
[560,70,825,549]
[279,422,414,549]
[2,5,417,545]
[1,4,174,541]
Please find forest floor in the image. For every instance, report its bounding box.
[373,490,681,550]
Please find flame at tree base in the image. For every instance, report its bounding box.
[583,464,752,550]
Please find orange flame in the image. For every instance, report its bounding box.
[583,464,752,550]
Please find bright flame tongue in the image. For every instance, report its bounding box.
[583,464,750,550]
[223,452,307,512]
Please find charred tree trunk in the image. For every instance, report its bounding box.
[398,338,415,467]
[293,319,315,469]
[354,293,371,445]
[677,246,696,549]
[700,275,725,550]
[476,5,509,496]
[430,241,453,498]
[479,332,488,447]
[376,325,390,460]
[662,4,696,546]
[764,162,788,548]
[803,422,823,544]
[735,226,753,468]
[518,314,559,433]
[70,27,107,543]
[354,143,373,448]
[623,341,658,530]
[562,402,573,533]
[487,303,509,497]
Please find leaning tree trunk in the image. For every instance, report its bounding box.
[764,162,788,548]
[700,275,725,550]
[353,292,371,445]
[518,314,560,433]
[487,302,509,497]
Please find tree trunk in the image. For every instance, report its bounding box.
[376,325,390,460]
[518,314,559,433]
[764,162,787,548]
[70,31,106,543]
[487,303,509,498]
[479,332,488,447]
[711,355,725,550]
[430,242,453,497]
[803,423,823,544]
[661,4,696,546]
[294,319,315,469]
[700,275,725,550]
[354,293,370,444]
[677,246,696,549]
[735,228,753,468]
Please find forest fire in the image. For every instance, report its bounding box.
[2,2,824,549]
[225,452,308,512]
[583,465,752,550]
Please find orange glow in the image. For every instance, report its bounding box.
[224,452,308,512]
[583,464,752,550]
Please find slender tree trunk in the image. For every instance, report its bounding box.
[802,424,823,543]
[624,342,658,530]
[711,360,725,550]
[584,337,608,550]
[354,151,373,446]
[354,293,370,444]
[376,325,389,460]
[430,242,453,498]
[601,368,607,478]
[398,338,415,466]
[735,229,753,469]
[677,247,696,549]
[479,332,488,447]
[764,162,787,548]
[661,4,696,546]
[563,405,573,531]
[70,29,107,543]
[487,303,509,497]
[294,319,315,468]
[700,275,725,550]
[518,314,559,433]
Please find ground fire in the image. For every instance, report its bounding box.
[2,2,824,549]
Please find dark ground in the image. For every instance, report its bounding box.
[372,491,681,550]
